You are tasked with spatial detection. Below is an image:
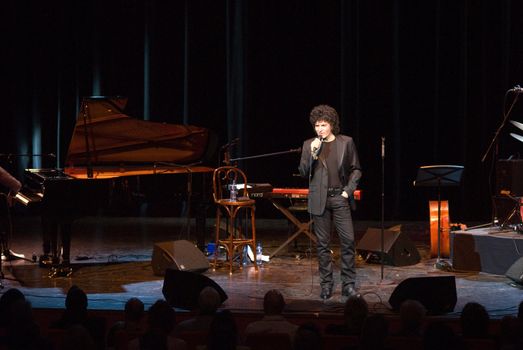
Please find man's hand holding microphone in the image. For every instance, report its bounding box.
[311,137,323,160]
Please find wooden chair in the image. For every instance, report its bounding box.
[212,166,258,274]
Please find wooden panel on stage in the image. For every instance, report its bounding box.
[429,200,450,258]
[451,228,523,275]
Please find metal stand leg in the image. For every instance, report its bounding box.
[500,196,523,233]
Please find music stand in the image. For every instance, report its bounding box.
[414,165,464,270]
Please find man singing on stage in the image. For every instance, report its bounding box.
[299,104,362,300]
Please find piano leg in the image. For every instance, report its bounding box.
[60,222,72,265]
[41,217,72,266]
[195,202,208,251]
[41,217,57,263]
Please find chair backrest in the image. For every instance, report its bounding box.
[213,166,250,202]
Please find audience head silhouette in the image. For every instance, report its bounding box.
[460,301,490,338]
[398,299,426,336]
[65,285,88,313]
[199,286,221,315]
[344,295,368,334]
[0,288,25,327]
[124,297,145,322]
[6,299,52,349]
[208,309,239,350]
[263,289,285,315]
[147,299,176,334]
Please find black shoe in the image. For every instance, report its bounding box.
[320,287,333,300]
[342,285,358,298]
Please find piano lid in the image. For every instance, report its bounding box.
[65,97,211,166]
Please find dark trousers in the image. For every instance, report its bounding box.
[313,194,356,290]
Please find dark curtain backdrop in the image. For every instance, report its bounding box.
[3,0,523,222]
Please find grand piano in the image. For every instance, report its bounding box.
[17,96,216,265]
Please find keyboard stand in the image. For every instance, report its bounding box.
[268,198,316,258]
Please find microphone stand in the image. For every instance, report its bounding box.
[220,138,239,165]
[0,154,56,159]
[155,161,201,241]
[481,91,519,163]
[0,153,57,170]
[230,148,302,162]
[480,89,520,227]
[379,137,393,285]
[81,100,94,179]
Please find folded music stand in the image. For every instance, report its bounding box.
[414,165,464,270]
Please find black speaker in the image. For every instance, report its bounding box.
[505,257,523,284]
[496,159,523,196]
[356,226,420,266]
[151,240,210,276]
[162,269,228,310]
[389,276,457,315]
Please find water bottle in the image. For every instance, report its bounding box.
[230,179,237,201]
[206,242,215,258]
[242,245,250,266]
[256,241,263,266]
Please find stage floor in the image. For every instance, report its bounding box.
[1,216,521,320]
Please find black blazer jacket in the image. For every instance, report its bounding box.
[298,135,362,216]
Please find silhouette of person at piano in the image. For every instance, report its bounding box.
[0,166,22,261]
[0,166,22,205]
[298,104,362,301]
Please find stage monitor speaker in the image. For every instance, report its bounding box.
[162,269,228,310]
[389,276,457,315]
[356,226,421,266]
[505,257,523,285]
[496,159,523,196]
[151,240,209,276]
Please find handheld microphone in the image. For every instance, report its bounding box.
[311,137,323,159]
[313,137,325,158]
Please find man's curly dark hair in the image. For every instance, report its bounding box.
[309,104,340,135]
